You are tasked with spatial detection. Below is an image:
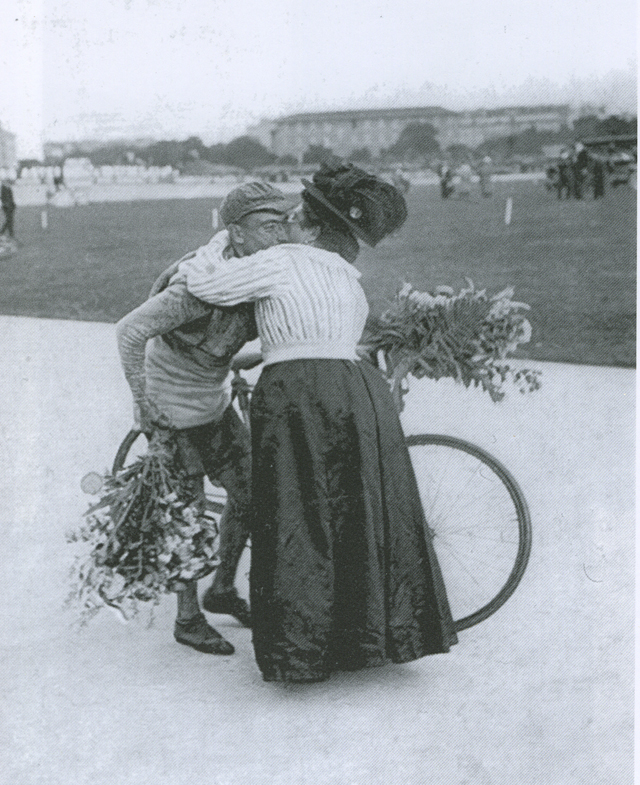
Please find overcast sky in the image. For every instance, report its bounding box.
[1,0,636,157]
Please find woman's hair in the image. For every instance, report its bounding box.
[299,199,360,263]
[300,160,408,262]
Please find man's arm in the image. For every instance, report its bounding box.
[116,284,212,431]
[230,351,263,372]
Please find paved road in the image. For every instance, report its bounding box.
[0,316,634,784]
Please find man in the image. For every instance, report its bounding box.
[556,151,572,200]
[1,180,16,238]
[456,162,472,199]
[439,163,454,199]
[478,156,493,198]
[572,142,589,200]
[116,182,292,654]
[590,153,606,199]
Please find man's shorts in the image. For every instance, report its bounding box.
[175,405,251,486]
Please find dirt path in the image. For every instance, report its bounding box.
[0,316,634,785]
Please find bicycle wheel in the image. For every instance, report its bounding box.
[112,429,227,520]
[405,434,532,632]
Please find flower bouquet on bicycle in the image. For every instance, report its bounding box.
[365,279,541,411]
[67,428,221,623]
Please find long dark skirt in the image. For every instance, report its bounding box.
[249,359,457,682]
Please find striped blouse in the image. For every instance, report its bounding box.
[181,231,369,366]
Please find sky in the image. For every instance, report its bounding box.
[1,0,637,158]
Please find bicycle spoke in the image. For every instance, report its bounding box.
[435,539,513,576]
[437,526,519,544]
[407,435,532,630]
[434,480,512,511]
[416,452,455,520]
[413,452,493,526]
[437,545,487,590]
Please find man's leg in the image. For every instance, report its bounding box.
[174,581,234,655]
[176,580,201,620]
[209,436,251,595]
[169,435,235,654]
[186,407,252,626]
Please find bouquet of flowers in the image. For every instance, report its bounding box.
[366,279,542,410]
[67,433,220,624]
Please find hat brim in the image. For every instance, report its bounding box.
[301,179,376,246]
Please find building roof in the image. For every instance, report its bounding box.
[276,105,571,125]
[277,107,458,124]
[466,105,570,117]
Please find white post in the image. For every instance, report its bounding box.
[41,209,48,230]
[504,197,513,226]
[212,208,219,231]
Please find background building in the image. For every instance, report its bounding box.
[259,104,571,160]
[43,137,158,163]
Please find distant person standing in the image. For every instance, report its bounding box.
[571,143,589,200]
[439,163,454,199]
[478,156,493,197]
[392,168,410,194]
[591,154,606,199]
[456,162,473,199]
[556,152,572,200]
[0,180,16,238]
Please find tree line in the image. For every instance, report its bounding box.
[36,114,636,172]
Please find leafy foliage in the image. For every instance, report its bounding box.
[223,136,276,169]
[67,434,220,624]
[388,122,440,161]
[366,280,542,410]
[276,154,299,166]
[302,144,335,164]
[475,126,573,159]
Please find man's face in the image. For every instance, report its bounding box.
[284,203,315,244]
[231,211,288,256]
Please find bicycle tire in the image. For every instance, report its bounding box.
[112,429,226,518]
[405,434,532,632]
[112,430,531,631]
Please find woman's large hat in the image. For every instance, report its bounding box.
[301,161,408,247]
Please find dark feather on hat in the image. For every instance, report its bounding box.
[302,160,408,247]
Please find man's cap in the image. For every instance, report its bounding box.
[219,182,294,226]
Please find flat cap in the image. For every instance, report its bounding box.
[219,181,294,226]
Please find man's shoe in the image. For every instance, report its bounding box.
[174,613,235,655]
[202,589,251,628]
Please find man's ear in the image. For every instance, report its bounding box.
[228,223,244,247]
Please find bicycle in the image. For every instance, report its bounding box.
[112,357,532,634]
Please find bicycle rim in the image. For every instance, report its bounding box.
[112,429,226,519]
[405,434,532,632]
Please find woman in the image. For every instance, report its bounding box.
[183,161,458,682]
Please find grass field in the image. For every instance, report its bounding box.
[1,179,635,366]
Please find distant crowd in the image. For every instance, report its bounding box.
[432,144,637,202]
[545,143,637,201]
[436,156,495,200]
